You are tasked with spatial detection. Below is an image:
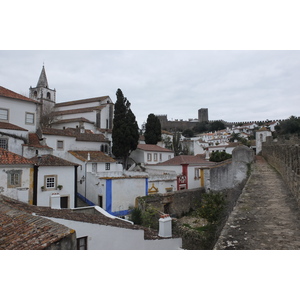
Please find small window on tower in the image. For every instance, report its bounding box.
[47,92,51,100]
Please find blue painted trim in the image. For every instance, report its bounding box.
[106,179,112,212]
[146,178,149,196]
[110,209,131,217]
[77,193,96,206]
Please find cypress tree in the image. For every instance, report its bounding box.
[112,89,139,169]
[144,113,162,144]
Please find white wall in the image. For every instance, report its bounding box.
[46,216,182,250]
[36,165,75,208]
[0,165,33,203]
[0,97,38,132]
[111,177,147,212]
[0,130,27,156]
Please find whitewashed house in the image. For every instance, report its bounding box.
[147,155,216,190]
[130,144,174,166]
[2,197,182,250]
[30,154,79,208]
[22,133,53,158]
[0,122,28,156]
[68,150,148,216]
[0,149,34,203]
[39,127,111,159]
[0,86,39,132]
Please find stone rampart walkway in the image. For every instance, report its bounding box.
[214,156,300,250]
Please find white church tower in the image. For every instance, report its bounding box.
[29,65,56,111]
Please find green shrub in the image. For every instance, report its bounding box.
[129,207,142,225]
[209,151,232,162]
[196,192,225,224]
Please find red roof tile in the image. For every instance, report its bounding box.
[24,133,53,149]
[0,149,34,165]
[41,127,109,142]
[55,96,111,107]
[137,144,173,152]
[0,86,39,104]
[156,155,216,166]
[52,106,103,116]
[30,154,79,166]
[0,196,75,250]
[0,196,164,240]
[69,151,116,163]
[0,121,28,131]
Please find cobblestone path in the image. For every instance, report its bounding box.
[214,156,300,250]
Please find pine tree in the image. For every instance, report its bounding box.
[112,89,139,169]
[144,113,162,144]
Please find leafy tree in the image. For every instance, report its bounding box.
[144,113,162,144]
[276,116,300,135]
[209,151,232,162]
[209,121,225,132]
[193,121,209,133]
[172,131,182,156]
[182,128,194,138]
[112,89,139,169]
[229,132,240,142]
[193,121,225,134]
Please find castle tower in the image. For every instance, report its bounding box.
[29,66,56,125]
[198,108,208,123]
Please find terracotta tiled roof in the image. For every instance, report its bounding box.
[0,196,164,240]
[0,86,39,104]
[0,196,75,250]
[51,117,94,125]
[52,106,103,116]
[69,151,116,163]
[41,127,109,142]
[156,155,216,166]
[24,133,53,149]
[0,121,28,131]
[137,144,174,152]
[55,96,111,107]
[30,154,79,166]
[0,149,34,165]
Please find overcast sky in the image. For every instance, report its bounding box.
[1,50,300,127]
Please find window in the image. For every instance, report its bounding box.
[47,92,51,100]
[154,153,158,161]
[0,108,8,121]
[77,237,88,250]
[25,112,35,124]
[159,153,162,161]
[96,111,101,128]
[0,138,8,150]
[147,153,152,162]
[45,175,57,190]
[57,140,64,150]
[92,163,97,173]
[7,170,22,188]
[105,163,110,170]
[194,168,200,179]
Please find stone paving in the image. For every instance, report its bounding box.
[214,156,300,250]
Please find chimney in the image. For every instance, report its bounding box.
[87,153,90,161]
[158,214,172,238]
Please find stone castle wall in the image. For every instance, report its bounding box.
[262,136,300,205]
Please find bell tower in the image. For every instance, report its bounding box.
[29,65,56,109]
[29,65,56,128]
